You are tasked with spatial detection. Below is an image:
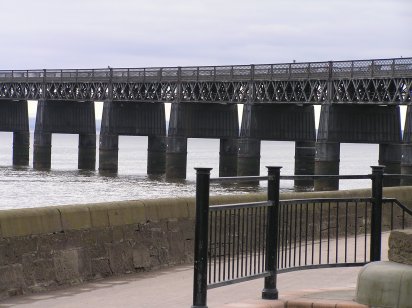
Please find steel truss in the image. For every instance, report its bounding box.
[0,57,411,104]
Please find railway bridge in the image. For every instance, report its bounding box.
[0,57,411,190]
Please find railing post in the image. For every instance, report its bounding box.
[262,166,281,300]
[192,168,212,308]
[370,165,384,262]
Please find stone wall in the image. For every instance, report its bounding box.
[1,186,412,300]
[0,198,196,300]
[388,229,412,265]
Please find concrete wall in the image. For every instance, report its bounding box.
[1,187,412,299]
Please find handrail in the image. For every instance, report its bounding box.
[280,174,371,180]
[280,197,372,204]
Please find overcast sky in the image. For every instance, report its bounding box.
[1,0,410,70]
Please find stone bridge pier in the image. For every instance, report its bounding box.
[166,102,239,179]
[0,100,30,166]
[33,100,96,170]
[238,104,316,189]
[401,106,412,185]
[315,104,402,190]
[98,101,166,174]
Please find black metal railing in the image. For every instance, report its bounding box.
[191,166,412,308]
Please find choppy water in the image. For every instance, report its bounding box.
[0,132,379,210]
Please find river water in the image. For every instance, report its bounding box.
[0,132,379,210]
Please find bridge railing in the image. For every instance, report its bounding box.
[0,57,411,84]
[191,167,412,307]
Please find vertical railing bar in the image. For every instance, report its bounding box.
[285,203,288,269]
[267,205,271,273]
[345,201,348,263]
[249,208,253,276]
[262,206,267,273]
[327,202,331,264]
[241,208,245,277]
[231,209,235,280]
[299,203,303,266]
[236,208,241,279]
[281,204,285,268]
[226,209,230,280]
[293,203,298,267]
[355,201,358,262]
[254,207,258,274]
[288,203,293,268]
[258,207,263,273]
[336,202,339,263]
[245,207,249,277]
[305,203,308,266]
[208,212,212,284]
[223,210,227,281]
[249,207,253,276]
[219,211,223,282]
[319,202,323,265]
[249,208,253,275]
[364,201,368,262]
[312,202,315,265]
[213,211,219,282]
[227,210,231,280]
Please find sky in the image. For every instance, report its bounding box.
[2,0,410,69]
[2,0,411,121]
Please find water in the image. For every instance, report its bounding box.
[0,132,378,210]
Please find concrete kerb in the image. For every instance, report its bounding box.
[57,204,92,230]
[0,207,62,238]
[1,186,412,238]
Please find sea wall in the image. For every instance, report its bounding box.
[1,186,412,299]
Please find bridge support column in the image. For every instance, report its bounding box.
[79,134,96,170]
[237,138,261,176]
[33,99,96,170]
[148,136,166,175]
[99,133,119,172]
[0,100,30,166]
[379,143,401,187]
[314,142,340,191]
[33,132,52,169]
[294,141,315,189]
[13,131,30,166]
[402,106,412,185]
[219,138,238,177]
[166,136,187,179]
[401,144,412,185]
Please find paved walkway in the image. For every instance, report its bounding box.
[0,265,363,308]
[0,233,389,308]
